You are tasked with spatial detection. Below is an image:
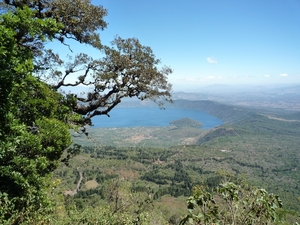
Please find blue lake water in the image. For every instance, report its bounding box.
[92,107,223,130]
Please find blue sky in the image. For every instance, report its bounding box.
[52,1,300,91]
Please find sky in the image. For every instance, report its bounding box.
[51,0,300,92]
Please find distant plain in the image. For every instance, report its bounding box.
[56,84,300,223]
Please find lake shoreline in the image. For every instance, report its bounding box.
[91,107,223,130]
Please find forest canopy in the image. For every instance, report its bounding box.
[170,118,204,128]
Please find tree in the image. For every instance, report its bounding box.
[2,0,107,50]
[0,6,73,224]
[52,180,169,225]
[180,182,283,225]
[0,0,172,223]
[51,36,173,125]
[2,0,172,125]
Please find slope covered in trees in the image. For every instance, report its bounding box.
[50,108,300,224]
[1,0,299,224]
[171,100,254,123]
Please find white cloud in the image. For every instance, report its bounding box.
[205,76,215,79]
[206,57,218,64]
[264,74,270,77]
[202,76,223,82]
[174,77,197,82]
[279,73,288,77]
[185,77,196,81]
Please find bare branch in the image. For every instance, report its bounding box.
[64,36,173,126]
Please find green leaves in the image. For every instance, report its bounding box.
[0,6,72,222]
[182,185,219,224]
[37,118,72,160]
[181,182,283,225]
[0,1,173,223]
[0,117,72,223]
[1,6,63,56]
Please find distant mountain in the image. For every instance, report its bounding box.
[171,100,254,123]
[172,83,300,111]
[280,111,300,120]
[269,84,300,93]
[174,83,300,94]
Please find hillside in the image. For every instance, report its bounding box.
[120,99,255,123]
[53,101,300,223]
[170,118,203,128]
[172,84,300,111]
[171,100,254,123]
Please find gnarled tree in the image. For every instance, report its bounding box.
[2,0,172,126]
[51,36,172,125]
[0,0,172,223]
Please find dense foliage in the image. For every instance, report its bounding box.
[0,6,72,224]
[0,0,172,223]
[170,118,204,128]
[180,182,283,225]
[1,0,298,224]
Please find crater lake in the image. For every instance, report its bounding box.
[91,107,223,129]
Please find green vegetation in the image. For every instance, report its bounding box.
[0,6,73,224]
[170,118,204,128]
[1,0,299,224]
[180,182,283,225]
[0,0,172,224]
[171,100,254,123]
[49,109,299,223]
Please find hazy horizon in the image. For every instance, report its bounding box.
[61,82,300,95]
[173,81,300,91]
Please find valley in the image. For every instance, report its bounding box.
[54,98,300,223]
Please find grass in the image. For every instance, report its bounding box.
[83,180,99,190]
